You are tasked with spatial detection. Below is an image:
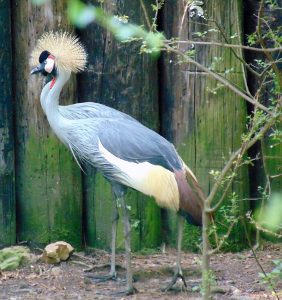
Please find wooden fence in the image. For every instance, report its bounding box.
[0,0,280,250]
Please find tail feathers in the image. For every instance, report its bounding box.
[174,169,205,226]
[180,211,202,226]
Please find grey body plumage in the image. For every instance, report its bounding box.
[67,117,182,185]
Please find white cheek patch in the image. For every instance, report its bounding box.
[45,57,55,73]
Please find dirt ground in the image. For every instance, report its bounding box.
[0,243,281,300]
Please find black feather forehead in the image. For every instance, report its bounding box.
[39,50,51,63]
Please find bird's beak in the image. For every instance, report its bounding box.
[30,62,45,75]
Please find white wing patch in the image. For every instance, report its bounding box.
[98,140,180,211]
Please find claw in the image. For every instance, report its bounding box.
[162,271,187,292]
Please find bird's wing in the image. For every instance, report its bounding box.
[59,102,137,121]
[98,119,183,172]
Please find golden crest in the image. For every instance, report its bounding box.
[30,31,87,73]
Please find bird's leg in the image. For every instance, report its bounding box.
[85,190,118,282]
[119,195,137,295]
[109,193,119,278]
[163,214,187,291]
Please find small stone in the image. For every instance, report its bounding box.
[232,287,242,296]
[41,241,74,264]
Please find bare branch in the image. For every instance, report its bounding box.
[209,221,237,255]
[139,0,152,30]
[166,39,282,53]
[270,173,282,179]
[257,0,282,88]
[242,221,280,300]
[151,0,159,31]
[247,213,282,239]
[164,44,272,114]
[206,114,279,211]
[178,1,191,39]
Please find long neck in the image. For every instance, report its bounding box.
[45,70,71,142]
[40,80,51,115]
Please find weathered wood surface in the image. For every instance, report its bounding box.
[78,0,161,251]
[3,0,276,250]
[0,0,16,247]
[260,3,282,194]
[244,0,282,218]
[161,0,249,248]
[12,0,82,247]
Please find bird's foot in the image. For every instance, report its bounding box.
[162,271,187,292]
[84,272,117,283]
[111,286,138,296]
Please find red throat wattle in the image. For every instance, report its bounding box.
[50,78,56,89]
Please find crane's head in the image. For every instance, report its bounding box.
[30,31,87,77]
[30,50,57,76]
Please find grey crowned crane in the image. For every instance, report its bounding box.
[30,32,204,294]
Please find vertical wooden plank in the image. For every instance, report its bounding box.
[244,0,282,229]
[0,0,15,247]
[260,3,282,194]
[161,0,249,249]
[78,0,161,251]
[12,0,83,248]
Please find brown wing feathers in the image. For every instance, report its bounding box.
[174,170,205,226]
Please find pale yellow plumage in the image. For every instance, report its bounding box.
[144,166,180,211]
[30,31,87,73]
[98,140,180,212]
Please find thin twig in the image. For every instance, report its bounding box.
[206,114,278,211]
[257,0,282,88]
[209,221,236,255]
[270,173,282,179]
[209,140,248,212]
[166,39,282,53]
[212,18,262,79]
[247,213,282,239]
[260,14,282,47]
[139,0,152,30]
[164,44,272,114]
[151,0,159,31]
[233,1,252,96]
[178,1,191,40]
[242,221,280,300]
[210,217,219,249]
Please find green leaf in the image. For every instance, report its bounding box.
[257,193,282,232]
[68,0,96,28]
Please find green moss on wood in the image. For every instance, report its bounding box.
[17,129,82,248]
[0,0,15,247]
[86,172,161,251]
[162,0,249,251]
[80,0,161,251]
